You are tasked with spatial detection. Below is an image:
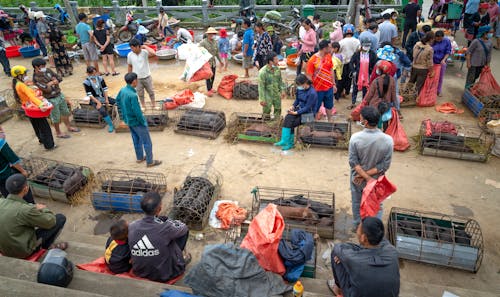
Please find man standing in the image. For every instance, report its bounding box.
[405,24,431,61]
[306,40,336,121]
[378,13,398,47]
[127,39,157,107]
[0,36,11,76]
[348,107,393,231]
[32,58,80,139]
[359,22,379,52]
[402,0,421,48]
[466,26,493,88]
[464,0,481,30]
[0,174,67,258]
[242,18,254,78]
[75,13,99,72]
[327,217,400,297]
[129,192,190,282]
[258,52,285,120]
[116,72,161,168]
[337,24,360,100]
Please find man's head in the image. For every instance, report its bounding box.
[32,58,47,73]
[124,72,138,88]
[266,52,278,66]
[78,13,87,22]
[479,3,489,15]
[110,219,129,241]
[205,27,217,40]
[86,66,97,76]
[318,39,331,54]
[360,106,380,128]
[140,192,162,216]
[159,6,165,14]
[382,13,391,21]
[172,23,180,32]
[434,30,445,42]
[96,19,105,29]
[360,37,372,52]
[357,217,385,247]
[368,22,378,33]
[242,18,251,29]
[313,14,320,22]
[129,38,141,54]
[237,31,244,40]
[421,24,432,33]
[255,21,264,33]
[6,174,29,197]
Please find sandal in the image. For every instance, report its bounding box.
[147,160,162,167]
[136,157,146,163]
[104,72,110,76]
[68,127,81,133]
[57,134,71,139]
[49,242,68,250]
[112,72,120,76]
[346,104,355,110]
[183,252,192,265]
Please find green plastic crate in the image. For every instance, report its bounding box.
[447,3,463,20]
[302,5,315,18]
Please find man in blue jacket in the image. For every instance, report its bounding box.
[116,73,161,168]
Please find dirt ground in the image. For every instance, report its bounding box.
[1,34,499,294]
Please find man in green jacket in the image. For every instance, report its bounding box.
[258,52,285,120]
[116,72,161,168]
[0,174,67,258]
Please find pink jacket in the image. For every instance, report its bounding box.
[301,28,317,53]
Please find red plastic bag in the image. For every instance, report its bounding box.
[163,99,178,110]
[172,89,194,106]
[240,203,285,275]
[360,175,397,218]
[422,119,458,136]
[189,62,213,82]
[216,202,248,229]
[435,102,464,114]
[470,66,500,97]
[217,75,238,99]
[417,64,441,107]
[385,108,410,151]
[350,100,367,122]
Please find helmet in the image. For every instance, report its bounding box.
[37,249,74,288]
[343,24,355,35]
[11,65,27,78]
[377,60,393,75]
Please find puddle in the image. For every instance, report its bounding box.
[451,204,474,217]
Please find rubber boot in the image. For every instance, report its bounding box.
[274,127,290,147]
[282,133,295,151]
[103,115,114,133]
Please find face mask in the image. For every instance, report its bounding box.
[296,86,304,91]
[392,16,397,20]
[362,46,370,51]
[376,69,381,75]
[40,67,47,72]
[23,76,30,82]
[487,33,493,39]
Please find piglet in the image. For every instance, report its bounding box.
[277,204,319,221]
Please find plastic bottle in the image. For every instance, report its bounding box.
[293,281,304,297]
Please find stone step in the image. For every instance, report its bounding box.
[63,241,105,259]
[59,230,108,247]
[0,275,110,297]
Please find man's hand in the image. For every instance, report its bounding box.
[96,102,102,110]
[288,105,295,112]
[333,256,341,264]
[466,61,471,69]
[36,203,47,210]
[260,101,267,106]
[288,110,298,115]
[280,92,286,100]
[353,174,365,185]
[441,59,447,65]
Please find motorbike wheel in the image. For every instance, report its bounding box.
[118,30,133,42]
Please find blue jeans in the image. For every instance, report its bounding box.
[350,173,383,228]
[314,87,334,113]
[35,35,47,56]
[0,50,10,75]
[351,83,368,105]
[163,26,174,36]
[129,125,153,164]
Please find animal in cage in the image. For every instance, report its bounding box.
[175,108,226,139]
[276,204,319,221]
[233,81,258,100]
[244,123,275,137]
[101,177,162,194]
[399,82,417,107]
[0,106,12,124]
[225,112,281,144]
[146,114,168,127]
[298,121,349,149]
[73,108,103,124]
[34,165,88,196]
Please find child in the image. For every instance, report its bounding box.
[105,219,132,274]
[218,28,229,72]
[331,42,343,101]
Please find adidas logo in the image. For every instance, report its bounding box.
[131,235,160,257]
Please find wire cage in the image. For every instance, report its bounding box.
[387,207,484,273]
[233,81,259,100]
[72,104,108,129]
[0,89,25,120]
[23,157,93,204]
[478,108,500,131]
[112,104,169,133]
[92,169,168,213]
[0,99,12,124]
[400,82,418,107]
[169,165,223,231]
[297,118,351,150]
[174,107,226,139]
[225,112,282,144]
[418,120,494,162]
[250,186,335,239]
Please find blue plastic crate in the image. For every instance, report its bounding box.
[462,89,483,117]
[92,192,144,213]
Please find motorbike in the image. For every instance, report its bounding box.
[261,6,301,37]
[230,5,257,33]
[54,4,71,25]
[117,11,163,42]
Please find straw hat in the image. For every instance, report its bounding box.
[206,27,218,34]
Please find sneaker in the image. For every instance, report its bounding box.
[147,160,162,167]
[206,90,215,97]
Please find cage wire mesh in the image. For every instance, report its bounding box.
[72,103,107,128]
[400,82,418,107]
[174,107,226,139]
[478,108,500,131]
[233,81,259,100]
[112,104,169,133]
[297,116,351,150]
[475,94,500,109]
[418,120,494,162]
[92,169,167,213]
[23,157,93,204]
[170,165,222,231]
[0,88,25,120]
[225,112,282,144]
[387,207,484,273]
[251,186,335,239]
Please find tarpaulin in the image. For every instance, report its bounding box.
[360,175,397,218]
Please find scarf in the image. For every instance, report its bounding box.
[358,52,370,91]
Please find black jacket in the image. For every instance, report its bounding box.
[350,50,378,80]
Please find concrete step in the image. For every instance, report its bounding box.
[63,240,104,259]
[59,230,108,247]
[0,275,110,297]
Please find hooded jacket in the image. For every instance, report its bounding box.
[412,41,434,70]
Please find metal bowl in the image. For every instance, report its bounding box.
[232,53,243,64]
[156,49,177,60]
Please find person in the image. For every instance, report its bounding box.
[230,30,244,55]
[496,5,500,49]
[218,28,229,72]
[11,65,55,150]
[127,38,156,107]
[258,52,285,120]
[428,0,444,21]
[75,13,99,72]
[45,22,73,77]
[32,11,47,57]
[129,192,190,282]
[253,22,273,69]
[359,22,379,52]
[172,24,193,44]
[464,0,481,31]
[32,58,80,139]
[0,36,11,77]
[409,31,435,94]
[0,174,67,258]
[274,74,317,151]
[296,18,317,75]
[488,0,499,28]
[466,26,493,88]
[327,217,400,297]
[378,13,398,47]
[94,19,118,76]
[158,6,174,37]
[350,38,378,109]
[306,40,336,121]
[105,219,131,274]
[402,0,422,48]
[268,26,282,56]
[390,10,399,26]
[337,24,360,100]
[432,30,452,96]
[199,27,221,97]
[313,14,324,45]
[242,18,254,78]
[331,42,343,93]
[405,24,431,61]
[466,3,491,46]
[116,72,162,167]
[83,66,115,133]
[348,107,393,230]
[134,25,150,46]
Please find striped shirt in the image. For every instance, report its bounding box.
[306,53,335,92]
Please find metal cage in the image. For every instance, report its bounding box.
[233,81,259,100]
[225,112,282,144]
[0,89,25,120]
[400,82,417,107]
[297,118,351,150]
[478,108,500,131]
[170,165,223,231]
[23,157,93,204]
[92,169,167,213]
[112,104,169,133]
[250,186,335,239]
[387,207,484,273]
[72,104,107,128]
[174,107,226,139]
[418,120,494,162]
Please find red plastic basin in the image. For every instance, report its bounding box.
[5,45,21,58]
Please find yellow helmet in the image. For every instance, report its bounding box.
[11,65,28,78]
